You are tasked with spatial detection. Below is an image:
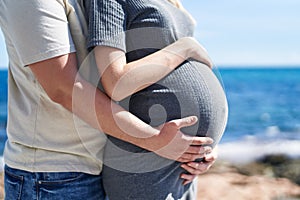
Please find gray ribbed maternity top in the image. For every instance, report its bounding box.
[87,0,228,199]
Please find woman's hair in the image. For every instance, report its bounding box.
[167,0,184,9]
[167,0,196,25]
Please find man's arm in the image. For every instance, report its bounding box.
[29,52,213,162]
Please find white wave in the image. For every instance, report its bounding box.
[218,137,300,164]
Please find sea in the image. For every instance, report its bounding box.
[0,67,299,165]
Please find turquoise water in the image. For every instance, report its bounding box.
[220,67,300,141]
[0,67,300,160]
[0,69,7,154]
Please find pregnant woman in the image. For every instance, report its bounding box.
[86,0,228,199]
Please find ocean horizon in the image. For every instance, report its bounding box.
[0,66,300,166]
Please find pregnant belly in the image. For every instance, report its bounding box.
[121,61,228,147]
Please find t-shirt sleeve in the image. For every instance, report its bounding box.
[6,0,76,66]
[86,0,126,51]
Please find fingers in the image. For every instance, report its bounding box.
[185,145,212,154]
[180,159,215,185]
[180,37,213,68]
[203,56,213,69]
[195,47,213,68]
[177,157,199,163]
[176,146,212,162]
[190,136,213,146]
[180,174,196,186]
[205,151,218,162]
[170,116,198,129]
[181,161,212,177]
[180,150,217,185]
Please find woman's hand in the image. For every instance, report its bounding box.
[178,37,213,68]
[180,146,218,185]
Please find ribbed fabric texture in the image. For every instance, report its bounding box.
[86,0,194,52]
[87,0,126,51]
[86,0,228,199]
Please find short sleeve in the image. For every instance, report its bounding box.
[4,0,76,66]
[87,0,126,51]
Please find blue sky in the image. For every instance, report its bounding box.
[1,0,300,68]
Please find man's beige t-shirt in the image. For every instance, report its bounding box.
[0,0,107,174]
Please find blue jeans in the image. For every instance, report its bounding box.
[4,165,106,200]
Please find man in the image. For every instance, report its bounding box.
[0,0,216,199]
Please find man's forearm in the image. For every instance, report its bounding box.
[29,53,212,161]
[29,53,158,148]
[71,75,160,148]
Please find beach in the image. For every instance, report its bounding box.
[1,131,300,199]
[197,156,300,200]
[0,68,299,199]
[0,173,2,200]
[0,155,299,199]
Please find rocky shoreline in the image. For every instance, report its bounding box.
[0,154,299,200]
[197,154,300,200]
[0,172,3,200]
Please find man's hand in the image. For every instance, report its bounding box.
[146,116,213,162]
[180,146,218,185]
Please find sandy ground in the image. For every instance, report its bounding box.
[196,161,300,200]
[1,160,299,200]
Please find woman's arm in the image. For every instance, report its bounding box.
[94,37,212,101]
